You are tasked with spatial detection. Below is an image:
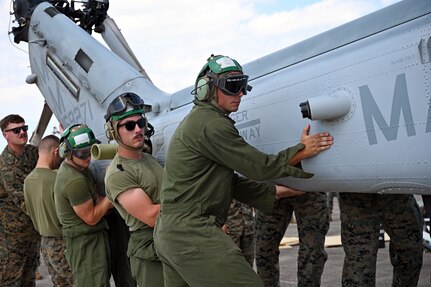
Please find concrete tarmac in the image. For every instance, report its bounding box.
[36,196,430,287]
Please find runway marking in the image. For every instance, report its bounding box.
[279,233,390,249]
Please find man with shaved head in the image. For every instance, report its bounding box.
[24,135,74,286]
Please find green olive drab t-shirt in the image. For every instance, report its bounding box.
[54,161,106,237]
[104,153,163,232]
[24,168,62,237]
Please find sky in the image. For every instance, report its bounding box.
[0,0,400,149]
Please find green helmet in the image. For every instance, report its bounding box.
[59,124,97,158]
[194,55,251,101]
[104,93,145,122]
[104,93,147,142]
[196,54,243,79]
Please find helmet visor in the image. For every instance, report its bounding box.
[72,147,92,160]
[216,75,252,96]
[106,93,144,119]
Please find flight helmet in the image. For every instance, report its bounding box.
[104,92,145,123]
[59,124,97,158]
[194,54,252,101]
[104,93,147,146]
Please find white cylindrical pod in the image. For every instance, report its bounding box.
[300,91,352,120]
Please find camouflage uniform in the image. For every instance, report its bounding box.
[255,192,329,287]
[339,193,423,287]
[225,198,255,266]
[0,144,39,286]
[0,184,5,261]
[40,236,74,286]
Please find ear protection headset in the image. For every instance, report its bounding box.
[104,93,147,141]
[105,121,115,141]
[58,138,70,159]
[195,76,214,101]
[59,124,79,158]
[193,54,243,101]
[59,124,97,158]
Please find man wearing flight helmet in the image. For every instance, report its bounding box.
[104,93,164,286]
[54,124,113,287]
[153,54,334,286]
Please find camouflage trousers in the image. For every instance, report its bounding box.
[255,192,329,287]
[41,236,74,287]
[0,227,39,287]
[228,232,255,267]
[339,193,423,287]
[225,200,255,267]
[0,203,4,264]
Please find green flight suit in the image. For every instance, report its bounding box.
[154,100,313,287]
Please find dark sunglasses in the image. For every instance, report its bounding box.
[106,93,144,118]
[72,148,92,160]
[118,117,147,131]
[215,75,253,96]
[4,125,28,134]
